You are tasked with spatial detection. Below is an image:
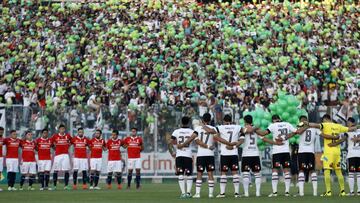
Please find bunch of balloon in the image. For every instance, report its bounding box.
[268,91,308,145]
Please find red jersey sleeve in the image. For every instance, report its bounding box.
[123,137,129,146]
[50,134,56,144]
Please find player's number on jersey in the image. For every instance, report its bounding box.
[227,131,233,142]
[278,128,288,140]
[178,136,190,145]
[200,132,210,145]
[249,134,256,145]
[305,130,312,143]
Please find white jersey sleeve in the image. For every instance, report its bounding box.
[217,125,241,156]
[171,128,194,158]
[268,122,294,154]
[194,125,216,157]
[298,128,320,153]
[241,131,260,157]
[346,129,360,159]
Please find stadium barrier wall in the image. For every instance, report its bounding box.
[0,104,358,181]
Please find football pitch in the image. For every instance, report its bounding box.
[0,182,358,203]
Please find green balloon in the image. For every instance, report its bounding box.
[278,100,287,108]
[289,137,297,144]
[254,120,261,128]
[261,120,270,129]
[265,134,273,140]
[287,107,297,114]
[269,103,276,112]
[281,112,290,121]
[264,112,272,120]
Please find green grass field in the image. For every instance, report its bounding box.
[0,182,358,203]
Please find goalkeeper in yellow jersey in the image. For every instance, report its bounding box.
[304,114,359,197]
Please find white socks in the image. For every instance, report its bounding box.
[349,172,355,193]
[220,175,227,194]
[208,180,214,196]
[284,172,291,193]
[233,174,240,194]
[271,172,278,193]
[311,172,318,196]
[186,177,193,194]
[255,173,261,196]
[178,175,185,194]
[195,179,202,195]
[298,172,305,196]
[242,172,250,196]
[195,179,214,196]
[357,173,360,193]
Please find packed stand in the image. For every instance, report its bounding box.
[0,0,359,132]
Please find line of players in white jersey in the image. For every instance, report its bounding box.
[169,113,360,198]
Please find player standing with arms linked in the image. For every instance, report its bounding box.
[106,130,125,190]
[4,130,21,191]
[36,129,52,190]
[304,114,359,196]
[123,127,144,189]
[256,115,299,197]
[296,116,320,197]
[71,128,89,190]
[88,129,106,190]
[0,127,4,191]
[324,117,360,196]
[19,131,37,190]
[215,114,243,198]
[51,124,72,190]
[168,116,198,199]
[238,115,283,197]
[192,113,236,198]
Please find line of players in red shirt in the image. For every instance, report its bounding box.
[0,125,143,191]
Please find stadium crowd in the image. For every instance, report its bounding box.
[0,0,359,122]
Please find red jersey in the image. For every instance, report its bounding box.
[0,137,3,158]
[36,137,52,160]
[89,138,105,158]
[106,139,122,161]
[4,138,20,159]
[20,140,36,162]
[71,136,89,158]
[51,133,72,155]
[124,136,143,159]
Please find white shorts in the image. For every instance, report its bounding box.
[0,157,3,171]
[90,158,102,171]
[73,158,89,171]
[20,162,37,174]
[127,158,141,170]
[53,154,71,171]
[6,158,19,172]
[37,160,52,172]
[107,161,123,173]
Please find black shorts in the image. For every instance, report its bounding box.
[220,155,239,172]
[241,156,261,172]
[175,157,193,176]
[272,153,291,169]
[348,157,360,172]
[298,152,315,171]
[196,156,215,172]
